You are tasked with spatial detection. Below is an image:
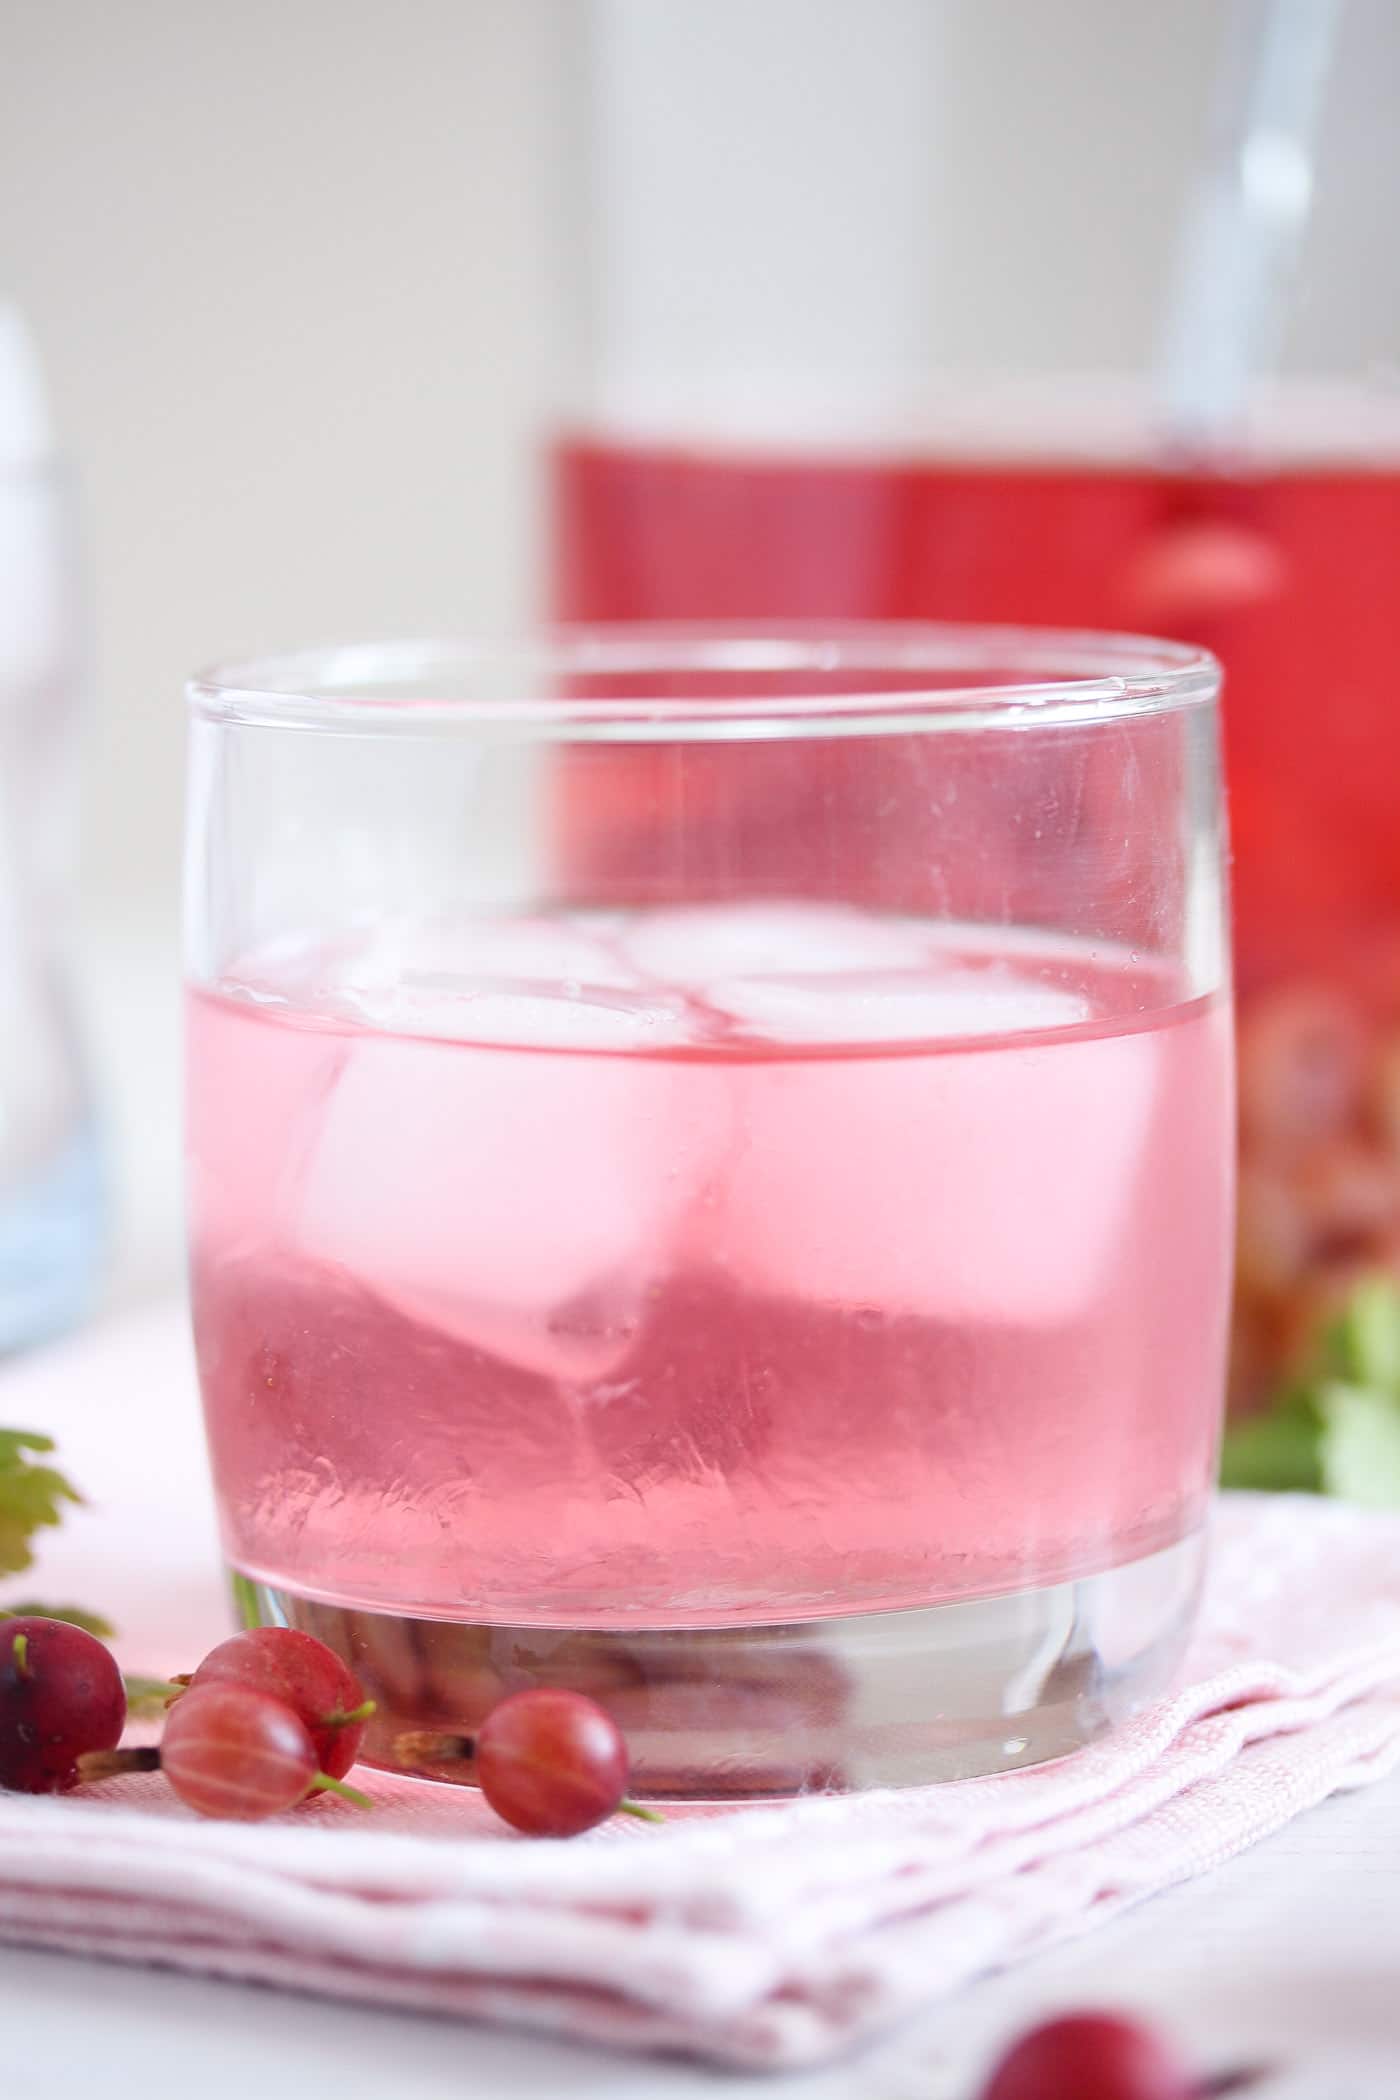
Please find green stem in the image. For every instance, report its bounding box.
[617,1799,665,1824]
[321,1699,377,1729]
[308,1772,373,1809]
[10,1633,30,1680]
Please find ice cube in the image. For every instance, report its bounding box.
[400,986,692,1052]
[714,975,1159,1325]
[621,901,934,988]
[705,966,1090,1046]
[292,986,727,1382]
[327,914,642,1034]
[428,911,636,991]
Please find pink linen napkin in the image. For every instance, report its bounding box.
[4,1304,1400,2069]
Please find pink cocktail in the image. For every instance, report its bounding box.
[190,913,1229,1624]
[184,629,1231,1794]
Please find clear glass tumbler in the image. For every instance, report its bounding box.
[184,626,1232,1797]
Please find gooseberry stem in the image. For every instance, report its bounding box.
[321,1699,376,1730]
[77,1745,161,1782]
[308,1771,373,1808]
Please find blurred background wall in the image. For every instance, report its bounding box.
[1,0,1398,1303]
[1,0,577,1295]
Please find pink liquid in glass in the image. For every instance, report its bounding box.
[188,905,1231,1630]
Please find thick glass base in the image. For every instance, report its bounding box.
[232,1530,1205,1799]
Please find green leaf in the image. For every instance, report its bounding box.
[230,1571,262,1629]
[1331,1277,1400,1393]
[1222,1275,1400,1502]
[0,1602,114,1639]
[0,1430,83,1577]
[1219,1401,1324,1492]
[1317,1381,1400,1507]
[0,1430,57,1466]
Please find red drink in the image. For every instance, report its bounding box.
[189,906,1230,1628]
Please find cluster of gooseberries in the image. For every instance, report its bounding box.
[0,1619,374,1817]
[0,1626,1271,2091]
[0,1618,641,1835]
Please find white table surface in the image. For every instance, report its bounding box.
[3,1302,1399,2099]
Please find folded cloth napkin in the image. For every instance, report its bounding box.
[4,1306,1400,2069]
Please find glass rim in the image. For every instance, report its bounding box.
[187,622,1220,742]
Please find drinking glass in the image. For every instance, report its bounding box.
[184,625,1232,1798]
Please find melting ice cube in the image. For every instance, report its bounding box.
[292,979,726,1382]
[713,970,1159,1325]
[704,965,1090,1046]
[621,901,935,988]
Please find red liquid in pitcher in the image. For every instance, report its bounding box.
[553,433,1400,988]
